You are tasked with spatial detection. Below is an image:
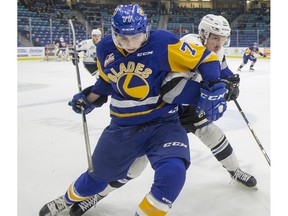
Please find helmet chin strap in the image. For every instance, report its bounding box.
[199,34,207,46]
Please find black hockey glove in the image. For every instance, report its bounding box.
[223,74,240,101]
[70,50,79,65]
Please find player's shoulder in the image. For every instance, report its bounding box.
[97,35,115,55]
[80,38,91,45]
[98,35,113,47]
[217,48,225,62]
[180,34,202,46]
[149,30,179,45]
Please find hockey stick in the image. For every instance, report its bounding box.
[69,19,94,173]
[234,99,271,166]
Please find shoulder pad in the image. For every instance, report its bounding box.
[180,34,203,46]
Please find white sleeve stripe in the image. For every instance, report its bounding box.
[110,96,160,108]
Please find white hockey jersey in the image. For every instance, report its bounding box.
[76,39,97,65]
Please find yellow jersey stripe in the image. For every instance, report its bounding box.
[97,59,110,83]
[110,102,166,118]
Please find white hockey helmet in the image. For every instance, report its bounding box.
[60,37,64,42]
[91,29,102,36]
[198,14,231,47]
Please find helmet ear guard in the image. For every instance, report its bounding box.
[198,14,231,47]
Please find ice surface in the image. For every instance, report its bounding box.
[18,58,271,216]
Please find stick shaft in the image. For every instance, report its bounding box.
[234,99,271,166]
[69,19,94,172]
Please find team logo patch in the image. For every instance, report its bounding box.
[116,73,149,100]
[104,53,115,67]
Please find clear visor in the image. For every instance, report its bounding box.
[111,27,149,53]
[208,33,230,47]
[223,36,230,47]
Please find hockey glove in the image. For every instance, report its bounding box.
[262,54,267,58]
[196,82,227,122]
[68,86,108,114]
[250,55,256,61]
[223,74,240,101]
[70,50,79,65]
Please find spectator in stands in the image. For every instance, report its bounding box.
[25,25,32,40]
[33,38,41,47]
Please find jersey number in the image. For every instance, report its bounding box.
[180,42,196,56]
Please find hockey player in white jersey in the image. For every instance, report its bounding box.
[50,14,257,216]
[70,29,102,77]
[178,14,257,188]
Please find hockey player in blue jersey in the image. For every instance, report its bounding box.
[237,42,266,72]
[64,14,258,216]
[54,37,69,61]
[39,4,228,216]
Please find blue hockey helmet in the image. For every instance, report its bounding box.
[111,4,150,51]
[111,4,148,36]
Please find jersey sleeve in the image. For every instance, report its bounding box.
[89,58,113,95]
[256,49,265,56]
[167,40,221,82]
[245,48,252,55]
[96,58,110,83]
[91,77,113,96]
[161,40,222,105]
[220,55,234,79]
[76,40,87,52]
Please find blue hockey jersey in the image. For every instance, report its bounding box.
[92,30,221,126]
[245,46,265,57]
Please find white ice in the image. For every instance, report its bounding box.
[18,58,271,216]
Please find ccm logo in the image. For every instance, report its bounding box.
[200,92,226,101]
[163,142,188,148]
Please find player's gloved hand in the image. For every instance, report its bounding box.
[70,50,79,65]
[69,93,97,115]
[263,54,267,58]
[196,82,227,122]
[68,86,107,114]
[223,74,240,101]
[250,55,256,61]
